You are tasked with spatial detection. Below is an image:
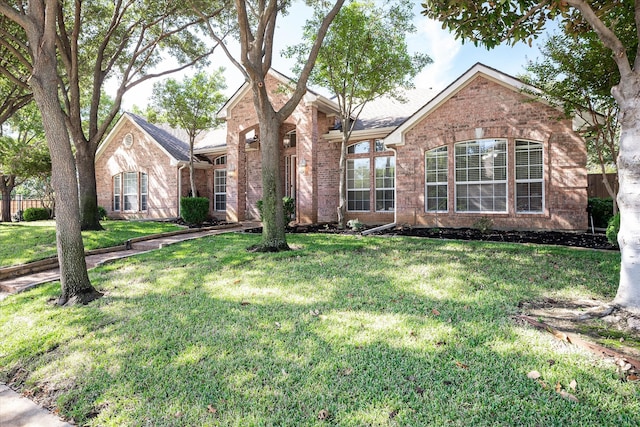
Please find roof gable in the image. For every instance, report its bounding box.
[217,69,339,119]
[384,63,540,146]
[96,112,193,163]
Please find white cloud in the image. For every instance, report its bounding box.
[412,18,462,91]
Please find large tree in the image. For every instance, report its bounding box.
[0,104,51,222]
[287,0,431,228]
[193,0,345,251]
[151,69,227,197]
[422,0,640,312]
[522,13,637,212]
[55,0,227,230]
[0,0,101,305]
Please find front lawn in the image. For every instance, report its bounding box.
[0,233,636,426]
[0,220,183,267]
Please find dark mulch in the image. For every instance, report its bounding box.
[283,223,618,251]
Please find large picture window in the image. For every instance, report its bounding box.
[347,158,370,211]
[214,169,227,211]
[515,140,544,212]
[375,156,395,211]
[112,171,148,212]
[425,147,448,212]
[455,139,507,212]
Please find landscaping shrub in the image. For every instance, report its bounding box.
[97,206,108,221]
[257,197,296,221]
[606,212,620,247]
[588,197,614,228]
[22,207,50,221]
[180,197,209,225]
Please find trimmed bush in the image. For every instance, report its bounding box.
[257,197,296,221]
[180,197,209,225]
[606,213,620,247]
[98,206,108,220]
[23,207,51,221]
[588,197,614,228]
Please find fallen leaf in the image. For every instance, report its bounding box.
[415,385,425,395]
[527,370,541,380]
[539,380,548,389]
[274,322,281,329]
[558,390,579,403]
[409,331,417,338]
[431,308,440,316]
[389,409,398,419]
[555,382,562,392]
[310,309,321,316]
[627,374,639,381]
[317,409,330,420]
[175,411,183,418]
[240,301,250,306]
[569,379,577,390]
[233,279,241,285]
[455,361,469,369]
[547,359,556,366]
[207,405,217,414]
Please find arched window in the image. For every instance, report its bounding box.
[515,140,544,213]
[112,171,148,212]
[455,139,508,212]
[425,146,448,212]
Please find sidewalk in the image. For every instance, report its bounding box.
[0,222,260,425]
[0,384,72,427]
[0,222,259,296]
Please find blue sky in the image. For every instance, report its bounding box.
[121,3,556,110]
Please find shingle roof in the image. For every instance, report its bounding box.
[127,113,191,162]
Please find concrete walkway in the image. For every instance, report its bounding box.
[0,222,260,425]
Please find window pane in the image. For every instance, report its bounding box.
[425,147,448,212]
[113,174,121,211]
[347,140,370,154]
[515,140,544,213]
[123,172,138,211]
[215,169,227,211]
[347,159,370,211]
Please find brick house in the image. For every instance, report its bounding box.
[96,63,588,230]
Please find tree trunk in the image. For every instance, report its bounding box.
[256,107,289,251]
[76,142,103,231]
[612,76,640,313]
[0,175,14,222]
[337,131,347,228]
[26,1,101,305]
[189,137,196,197]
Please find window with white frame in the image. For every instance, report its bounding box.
[214,155,226,165]
[375,156,395,211]
[112,171,148,212]
[515,140,544,213]
[140,172,148,211]
[347,140,370,154]
[425,146,448,212]
[214,169,226,211]
[455,139,507,212]
[347,158,370,211]
[113,174,121,211]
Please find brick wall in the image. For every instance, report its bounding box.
[396,76,588,231]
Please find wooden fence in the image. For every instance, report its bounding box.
[1,197,46,219]
[587,173,618,199]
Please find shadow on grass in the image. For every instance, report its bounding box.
[1,233,633,426]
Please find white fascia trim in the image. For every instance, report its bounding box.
[171,160,214,170]
[194,146,227,156]
[322,127,397,143]
[303,92,340,116]
[384,63,542,147]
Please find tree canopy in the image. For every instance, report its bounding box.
[151,69,227,197]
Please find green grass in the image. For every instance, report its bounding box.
[0,220,183,267]
[0,233,636,426]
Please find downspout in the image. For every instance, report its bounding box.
[178,163,187,218]
[362,145,398,235]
